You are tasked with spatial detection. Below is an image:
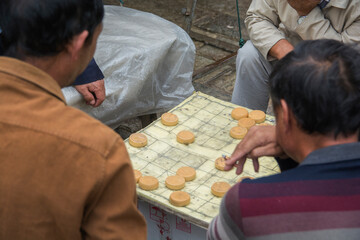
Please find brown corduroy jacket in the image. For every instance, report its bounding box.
[0,57,147,240]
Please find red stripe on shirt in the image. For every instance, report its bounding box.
[242,210,360,237]
[238,178,360,198]
[240,194,360,217]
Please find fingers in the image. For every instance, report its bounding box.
[252,158,259,173]
[91,80,105,107]
[226,156,260,175]
[225,126,266,169]
[224,125,278,175]
[75,86,96,105]
[75,79,105,107]
[248,143,284,159]
[235,160,245,175]
[83,90,96,106]
[224,145,247,171]
[225,154,246,172]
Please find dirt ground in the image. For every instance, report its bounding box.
[103,0,251,101]
[104,0,251,34]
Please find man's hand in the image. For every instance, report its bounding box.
[74,79,105,107]
[269,39,294,60]
[287,0,320,16]
[224,125,287,175]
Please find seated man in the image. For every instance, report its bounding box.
[232,0,360,112]
[0,0,146,239]
[208,39,360,239]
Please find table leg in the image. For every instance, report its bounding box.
[184,0,197,34]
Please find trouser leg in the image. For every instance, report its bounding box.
[231,41,274,112]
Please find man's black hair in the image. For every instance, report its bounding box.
[0,0,104,58]
[270,39,360,138]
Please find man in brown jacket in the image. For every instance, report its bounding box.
[0,0,146,239]
[231,0,360,112]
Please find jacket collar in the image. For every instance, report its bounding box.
[326,0,349,9]
[0,56,65,102]
[301,142,360,166]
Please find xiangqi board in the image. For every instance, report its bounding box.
[125,92,280,228]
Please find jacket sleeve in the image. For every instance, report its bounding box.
[245,0,286,60]
[295,6,360,44]
[73,58,105,85]
[82,138,147,240]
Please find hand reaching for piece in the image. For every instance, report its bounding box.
[74,79,105,107]
[225,125,287,175]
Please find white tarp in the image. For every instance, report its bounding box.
[62,6,195,129]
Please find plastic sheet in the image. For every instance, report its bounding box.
[62,6,195,129]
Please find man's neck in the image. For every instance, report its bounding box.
[293,132,358,163]
[24,54,77,88]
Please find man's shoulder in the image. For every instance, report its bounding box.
[0,80,122,158]
[231,153,360,201]
[55,106,122,157]
[2,101,121,158]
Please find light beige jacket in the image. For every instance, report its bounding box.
[245,0,360,60]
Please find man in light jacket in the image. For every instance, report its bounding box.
[231,0,360,111]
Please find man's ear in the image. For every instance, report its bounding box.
[66,30,89,60]
[280,99,291,132]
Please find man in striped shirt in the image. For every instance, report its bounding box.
[207,39,360,240]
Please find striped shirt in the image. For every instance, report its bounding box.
[207,142,360,240]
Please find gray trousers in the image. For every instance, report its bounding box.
[231,41,275,112]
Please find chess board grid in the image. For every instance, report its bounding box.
[125,92,279,228]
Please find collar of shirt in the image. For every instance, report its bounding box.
[0,56,65,102]
[301,142,360,166]
[318,0,330,9]
[324,0,348,9]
